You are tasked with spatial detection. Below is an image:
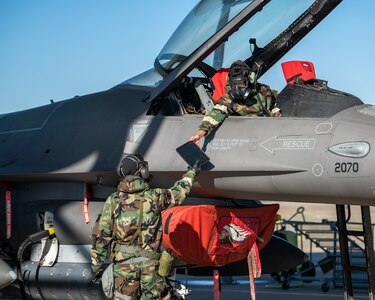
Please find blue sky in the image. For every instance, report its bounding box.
[1,1,374,114]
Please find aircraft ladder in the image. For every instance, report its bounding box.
[276,205,375,299]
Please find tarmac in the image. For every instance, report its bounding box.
[177,274,371,300]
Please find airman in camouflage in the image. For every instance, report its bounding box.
[91,154,198,300]
[190,60,281,144]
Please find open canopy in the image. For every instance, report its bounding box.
[157,0,315,73]
[123,0,341,100]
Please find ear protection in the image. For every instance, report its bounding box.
[119,154,150,181]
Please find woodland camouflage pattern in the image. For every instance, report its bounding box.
[113,260,178,300]
[199,80,280,135]
[91,169,196,299]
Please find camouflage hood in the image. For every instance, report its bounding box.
[117,175,149,194]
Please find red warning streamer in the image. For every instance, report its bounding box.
[213,269,220,300]
[82,184,92,224]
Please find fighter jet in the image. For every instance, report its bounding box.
[1,0,374,299]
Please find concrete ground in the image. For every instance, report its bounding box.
[178,274,371,300]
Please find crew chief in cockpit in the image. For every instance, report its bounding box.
[190,60,281,144]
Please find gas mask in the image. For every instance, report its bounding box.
[228,61,256,104]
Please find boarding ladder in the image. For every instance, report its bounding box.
[276,206,375,299]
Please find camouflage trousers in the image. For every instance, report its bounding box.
[113,259,180,300]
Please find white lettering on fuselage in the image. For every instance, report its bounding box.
[208,138,250,151]
[260,136,316,154]
[128,120,150,143]
[282,140,311,149]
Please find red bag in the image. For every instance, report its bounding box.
[161,204,279,266]
[281,60,316,84]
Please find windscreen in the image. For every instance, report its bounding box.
[157,0,253,72]
[157,0,314,72]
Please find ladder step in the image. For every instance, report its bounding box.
[322,246,337,250]
[343,265,367,272]
[299,230,334,234]
[344,230,364,236]
[313,238,337,242]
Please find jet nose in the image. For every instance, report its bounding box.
[0,258,16,289]
[328,105,375,204]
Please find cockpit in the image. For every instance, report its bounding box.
[120,0,362,117]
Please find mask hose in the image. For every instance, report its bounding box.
[17,228,55,299]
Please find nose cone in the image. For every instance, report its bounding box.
[0,258,16,289]
[328,104,375,204]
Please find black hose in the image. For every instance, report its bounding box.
[16,229,52,300]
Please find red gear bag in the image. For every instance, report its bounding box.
[161,204,279,266]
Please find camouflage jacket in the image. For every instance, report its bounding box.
[91,170,196,272]
[199,81,280,135]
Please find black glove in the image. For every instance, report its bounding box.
[188,160,201,175]
[91,270,103,285]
